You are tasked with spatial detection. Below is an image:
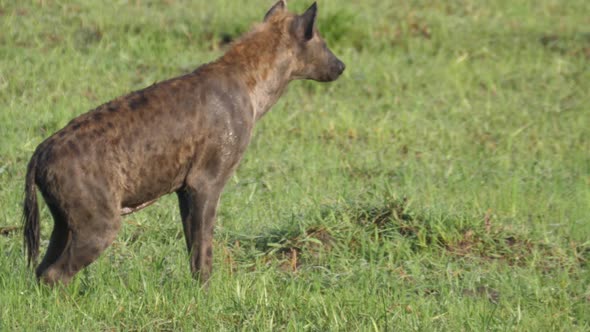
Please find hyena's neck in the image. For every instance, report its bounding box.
[217,29,294,120]
[246,60,292,120]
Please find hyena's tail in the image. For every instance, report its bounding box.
[23,152,40,267]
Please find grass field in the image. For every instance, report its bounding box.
[1,0,589,330]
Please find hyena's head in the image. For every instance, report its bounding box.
[264,0,346,82]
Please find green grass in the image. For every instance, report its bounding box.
[1,0,589,330]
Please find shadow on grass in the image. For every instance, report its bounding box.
[540,32,590,59]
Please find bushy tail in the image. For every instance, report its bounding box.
[23,153,40,267]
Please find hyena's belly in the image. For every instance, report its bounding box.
[118,149,193,213]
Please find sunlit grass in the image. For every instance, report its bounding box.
[1,0,589,330]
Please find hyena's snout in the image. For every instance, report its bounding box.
[333,57,346,77]
[324,54,346,82]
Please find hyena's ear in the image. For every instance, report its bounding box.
[264,0,287,22]
[294,2,317,41]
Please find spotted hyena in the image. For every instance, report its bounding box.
[23,0,345,285]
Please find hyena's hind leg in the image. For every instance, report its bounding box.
[35,199,71,280]
[37,198,121,285]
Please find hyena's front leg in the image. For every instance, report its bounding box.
[176,189,194,255]
[177,181,224,284]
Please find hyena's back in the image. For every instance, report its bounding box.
[34,66,254,213]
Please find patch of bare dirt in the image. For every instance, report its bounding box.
[0,226,19,236]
